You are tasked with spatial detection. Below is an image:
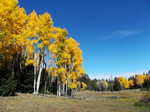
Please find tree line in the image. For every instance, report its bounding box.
[80,71,150,91]
[0,0,86,96]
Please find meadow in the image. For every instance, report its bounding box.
[0,89,149,112]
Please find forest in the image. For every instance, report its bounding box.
[0,0,86,96]
[81,72,150,91]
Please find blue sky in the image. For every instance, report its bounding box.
[20,0,150,79]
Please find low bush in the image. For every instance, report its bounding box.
[135,92,150,107]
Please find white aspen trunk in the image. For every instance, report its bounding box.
[71,89,75,97]
[36,65,43,94]
[59,84,61,96]
[57,82,61,96]
[33,53,38,94]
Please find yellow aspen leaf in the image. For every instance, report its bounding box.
[25,59,34,66]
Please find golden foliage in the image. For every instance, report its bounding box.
[135,75,147,86]
[117,77,129,89]
[0,0,85,90]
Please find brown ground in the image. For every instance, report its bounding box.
[0,89,149,112]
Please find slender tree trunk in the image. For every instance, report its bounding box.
[36,64,43,94]
[59,84,61,96]
[33,53,38,94]
[33,82,36,94]
[34,52,44,95]
[57,80,61,96]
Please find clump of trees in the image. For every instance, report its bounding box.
[0,0,86,96]
[80,72,150,91]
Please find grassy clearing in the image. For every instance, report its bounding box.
[0,89,149,112]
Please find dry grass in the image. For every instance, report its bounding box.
[0,89,149,112]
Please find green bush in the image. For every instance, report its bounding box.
[0,79,17,96]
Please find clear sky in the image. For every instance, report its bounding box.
[20,0,150,79]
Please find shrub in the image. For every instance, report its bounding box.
[140,93,150,106]
[0,79,17,96]
[135,92,150,107]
